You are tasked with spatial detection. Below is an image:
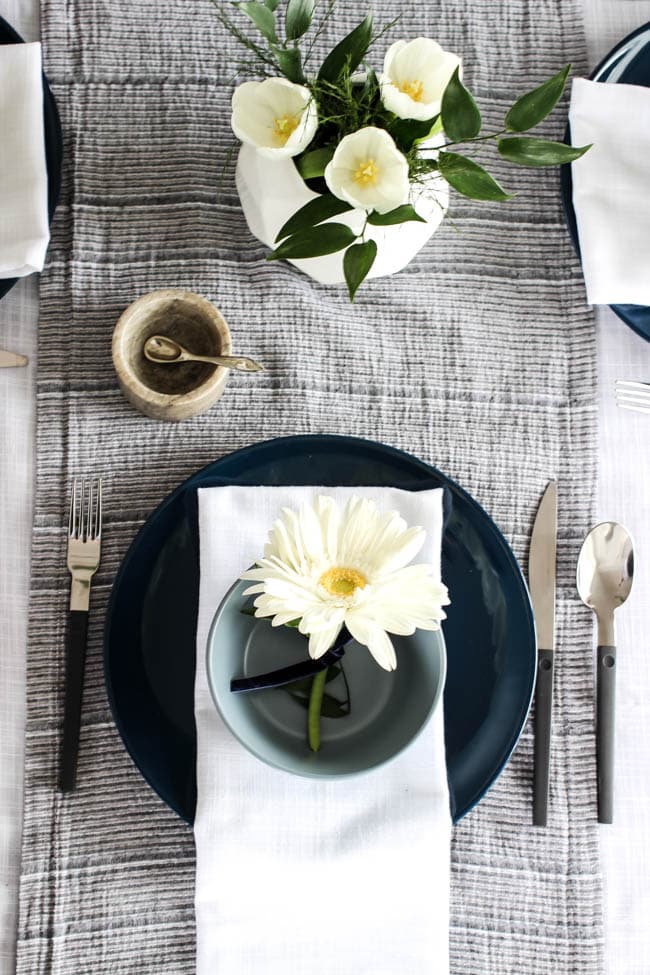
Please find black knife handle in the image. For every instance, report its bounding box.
[597,644,616,824]
[533,647,554,826]
[59,610,89,792]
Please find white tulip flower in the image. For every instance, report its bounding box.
[231,77,318,159]
[324,127,410,214]
[379,38,461,121]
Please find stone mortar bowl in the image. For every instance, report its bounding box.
[112,289,231,421]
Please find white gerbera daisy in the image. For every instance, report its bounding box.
[241,495,450,672]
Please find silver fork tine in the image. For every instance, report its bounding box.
[69,479,76,538]
[88,480,95,542]
[95,477,103,540]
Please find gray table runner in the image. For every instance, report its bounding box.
[18,1,601,971]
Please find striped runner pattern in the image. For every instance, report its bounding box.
[17,1,602,972]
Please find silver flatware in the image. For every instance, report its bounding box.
[577,522,634,823]
[143,334,264,373]
[59,477,103,792]
[0,347,28,367]
[615,380,650,414]
[528,480,558,827]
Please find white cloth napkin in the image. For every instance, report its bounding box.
[0,42,49,279]
[569,77,650,306]
[195,485,451,975]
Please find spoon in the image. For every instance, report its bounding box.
[143,335,264,373]
[577,522,634,823]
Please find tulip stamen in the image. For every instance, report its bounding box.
[353,158,379,186]
[273,114,299,145]
[399,79,425,102]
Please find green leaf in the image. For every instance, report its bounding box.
[317,13,373,83]
[276,194,353,242]
[295,145,336,180]
[438,151,512,201]
[441,67,481,142]
[272,44,305,83]
[285,0,315,40]
[343,240,377,301]
[390,115,440,151]
[505,64,571,132]
[264,0,279,9]
[498,136,591,166]
[267,223,357,260]
[237,1,277,42]
[367,204,426,226]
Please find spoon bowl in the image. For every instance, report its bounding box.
[577,521,634,824]
[577,522,634,633]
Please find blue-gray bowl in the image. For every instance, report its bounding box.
[206,579,446,778]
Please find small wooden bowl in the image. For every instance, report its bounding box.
[112,289,231,421]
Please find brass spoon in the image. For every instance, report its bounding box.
[143,334,264,373]
[577,522,634,824]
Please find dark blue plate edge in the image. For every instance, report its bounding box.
[103,433,537,825]
[0,15,63,301]
[560,21,650,343]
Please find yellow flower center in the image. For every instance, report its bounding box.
[399,78,425,102]
[273,114,299,145]
[319,566,368,597]
[353,158,379,186]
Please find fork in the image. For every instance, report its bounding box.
[615,380,650,415]
[59,477,102,792]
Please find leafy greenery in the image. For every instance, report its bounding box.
[343,240,377,301]
[276,193,352,241]
[498,136,591,166]
[285,0,315,40]
[441,67,481,142]
[505,64,571,132]
[317,13,373,83]
[367,204,426,226]
[438,152,512,201]
[267,222,357,259]
[295,145,335,179]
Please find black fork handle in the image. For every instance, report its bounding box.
[59,610,89,792]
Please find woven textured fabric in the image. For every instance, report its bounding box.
[18,1,601,972]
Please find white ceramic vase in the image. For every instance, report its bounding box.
[235,141,449,286]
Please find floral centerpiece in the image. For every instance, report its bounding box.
[232,495,450,751]
[214,1,589,299]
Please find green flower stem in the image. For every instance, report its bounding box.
[308,668,328,752]
[440,128,507,150]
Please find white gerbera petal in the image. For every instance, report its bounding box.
[345,610,397,671]
[308,623,342,659]
[231,77,318,159]
[380,37,461,121]
[324,127,410,214]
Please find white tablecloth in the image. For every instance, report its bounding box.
[1,1,649,971]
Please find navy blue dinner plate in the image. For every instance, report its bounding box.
[0,15,63,301]
[104,435,536,823]
[561,21,650,342]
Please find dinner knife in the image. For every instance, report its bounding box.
[0,348,28,367]
[529,480,558,827]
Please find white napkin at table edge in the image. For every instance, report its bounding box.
[569,76,650,306]
[194,485,451,975]
[0,42,49,279]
